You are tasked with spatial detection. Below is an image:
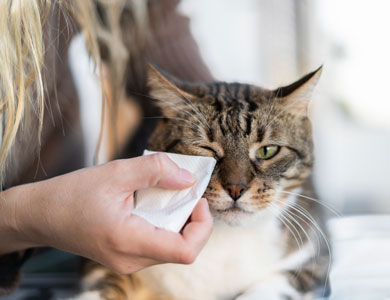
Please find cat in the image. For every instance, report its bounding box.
[75,65,330,300]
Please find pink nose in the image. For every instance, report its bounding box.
[225,184,248,201]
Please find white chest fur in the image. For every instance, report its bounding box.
[136,213,285,300]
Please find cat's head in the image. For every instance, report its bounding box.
[147,65,321,225]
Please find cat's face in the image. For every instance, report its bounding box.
[147,66,320,225]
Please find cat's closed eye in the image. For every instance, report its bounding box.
[199,145,220,159]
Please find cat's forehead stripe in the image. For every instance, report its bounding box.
[245,115,252,136]
[212,95,224,113]
[208,83,261,114]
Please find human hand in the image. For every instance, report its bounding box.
[1,153,213,273]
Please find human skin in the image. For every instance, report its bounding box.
[0,153,213,273]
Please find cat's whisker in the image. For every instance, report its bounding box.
[273,196,332,297]
[278,190,342,217]
[269,204,303,251]
[175,125,203,132]
[274,194,330,256]
[292,205,332,297]
[268,210,303,271]
[262,89,280,128]
[269,205,307,279]
[264,106,285,131]
[179,92,211,131]
[265,90,310,129]
[146,90,210,131]
[128,90,209,130]
[290,202,327,262]
[276,201,319,256]
[273,199,321,256]
[274,199,321,280]
[181,136,205,145]
[264,88,303,131]
[144,97,208,135]
[143,116,203,132]
[153,99,205,130]
[264,95,310,131]
[271,202,314,278]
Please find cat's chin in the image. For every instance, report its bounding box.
[211,208,260,226]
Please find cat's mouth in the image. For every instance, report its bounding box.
[210,201,258,225]
[215,203,253,215]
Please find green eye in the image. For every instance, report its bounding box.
[256,145,280,160]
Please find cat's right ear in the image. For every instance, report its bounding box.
[147,64,194,116]
[273,66,322,116]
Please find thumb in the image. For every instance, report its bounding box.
[124,153,196,190]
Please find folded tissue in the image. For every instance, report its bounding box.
[132,150,216,232]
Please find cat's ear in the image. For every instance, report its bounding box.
[147,64,194,116]
[274,66,322,114]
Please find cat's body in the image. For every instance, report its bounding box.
[125,215,299,299]
[76,66,329,300]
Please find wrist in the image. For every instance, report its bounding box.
[0,184,45,254]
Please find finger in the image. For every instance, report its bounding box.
[125,214,190,262]
[120,153,196,190]
[126,204,212,265]
[180,198,213,258]
[143,198,213,264]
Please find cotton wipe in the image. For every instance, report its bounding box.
[132,150,216,232]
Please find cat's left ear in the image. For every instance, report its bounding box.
[274,66,322,114]
[147,64,194,116]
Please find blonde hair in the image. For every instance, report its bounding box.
[0,0,146,185]
[0,0,49,185]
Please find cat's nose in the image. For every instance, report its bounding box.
[225,184,248,201]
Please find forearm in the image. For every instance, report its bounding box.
[0,183,45,254]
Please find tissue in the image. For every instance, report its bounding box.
[132,150,216,232]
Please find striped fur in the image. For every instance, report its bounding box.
[77,66,330,300]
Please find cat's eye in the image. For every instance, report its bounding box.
[256,145,280,160]
[200,145,219,159]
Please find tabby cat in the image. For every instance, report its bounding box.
[76,65,330,300]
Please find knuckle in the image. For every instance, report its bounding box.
[107,159,122,173]
[178,246,196,265]
[151,153,170,174]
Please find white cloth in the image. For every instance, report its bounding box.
[132,150,216,232]
[327,215,390,300]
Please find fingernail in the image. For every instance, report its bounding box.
[201,198,209,208]
[179,168,196,184]
[200,198,210,212]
